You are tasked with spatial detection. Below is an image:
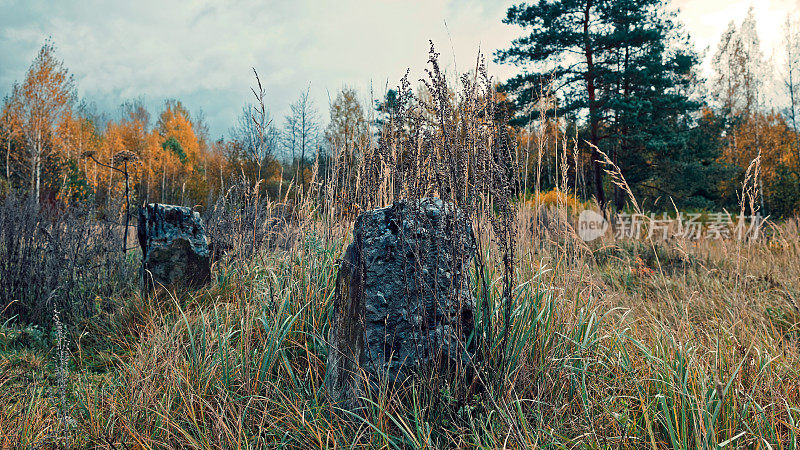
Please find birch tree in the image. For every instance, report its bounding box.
[14,41,75,203]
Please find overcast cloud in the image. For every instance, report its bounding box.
[0,0,797,138]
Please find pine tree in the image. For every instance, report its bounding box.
[495,0,610,206]
[601,0,704,208]
[496,0,709,209]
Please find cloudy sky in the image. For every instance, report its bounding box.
[0,0,797,138]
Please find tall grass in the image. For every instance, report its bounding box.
[0,193,137,326]
[0,47,798,448]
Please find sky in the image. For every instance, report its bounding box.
[0,0,798,139]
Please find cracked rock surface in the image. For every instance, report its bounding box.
[327,198,476,408]
[138,203,211,291]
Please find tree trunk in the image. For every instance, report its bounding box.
[5,139,10,181]
[30,154,36,199]
[789,56,800,156]
[583,0,606,209]
[35,159,41,204]
[161,164,166,204]
[300,114,306,189]
[300,143,306,189]
[32,135,42,205]
[615,41,631,212]
[123,161,130,253]
[612,145,625,210]
[30,131,40,204]
[107,167,113,210]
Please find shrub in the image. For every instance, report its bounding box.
[0,193,136,327]
[525,188,585,210]
[204,176,298,261]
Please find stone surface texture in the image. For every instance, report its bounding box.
[137,203,211,290]
[327,198,476,408]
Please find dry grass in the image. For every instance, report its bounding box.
[1,47,799,449]
[0,206,797,448]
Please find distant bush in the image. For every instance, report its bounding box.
[524,188,585,210]
[0,194,137,327]
[765,163,800,219]
[204,176,298,261]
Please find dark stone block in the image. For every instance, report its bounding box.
[137,203,211,293]
[326,198,476,409]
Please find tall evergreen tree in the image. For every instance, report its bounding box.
[495,0,611,206]
[601,0,704,209]
[496,0,710,209]
[374,89,399,128]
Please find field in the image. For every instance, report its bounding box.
[1,190,799,448]
[2,21,800,447]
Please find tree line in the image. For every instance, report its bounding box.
[497,1,800,217]
[0,41,371,216]
[2,1,800,218]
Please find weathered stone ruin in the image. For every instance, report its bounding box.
[137,203,211,292]
[326,198,476,409]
